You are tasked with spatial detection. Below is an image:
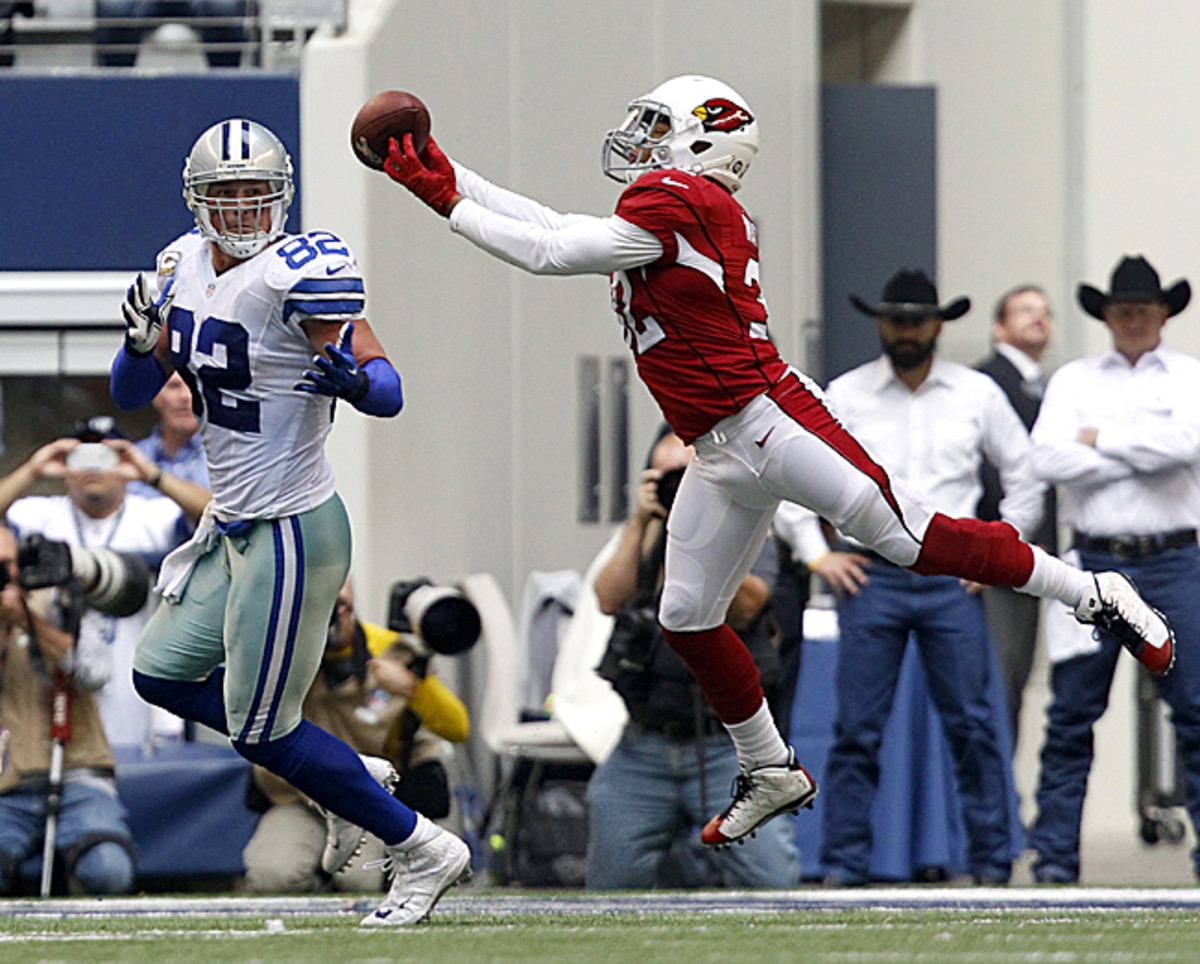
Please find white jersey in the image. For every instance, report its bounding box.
[6,492,188,748]
[156,229,366,520]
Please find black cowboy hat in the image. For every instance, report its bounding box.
[849,269,971,321]
[1077,255,1191,320]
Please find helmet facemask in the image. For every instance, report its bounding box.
[602,76,759,193]
[183,119,295,260]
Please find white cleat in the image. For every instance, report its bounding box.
[700,748,817,848]
[1074,571,1175,677]
[318,754,399,875]
[359,825,471,927]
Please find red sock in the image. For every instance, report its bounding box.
[911,512,1034,586]
[661,624,764,724]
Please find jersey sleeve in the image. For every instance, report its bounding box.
[614,176,703,264]
[266,232,367,327]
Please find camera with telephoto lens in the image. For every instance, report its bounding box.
[387,578,482,663]
[0,533,150,618]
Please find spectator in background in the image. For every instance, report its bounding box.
[242,575,469,893]
[130,371,209,500]
[0,417,209,748]
[0,525,135,895]
[1027,255,1200,883]
[95,0,248,68]
[587,429,801,890]
[818,269,1042,886]
[975,285,1057,747]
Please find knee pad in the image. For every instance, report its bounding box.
[659,582,708,633]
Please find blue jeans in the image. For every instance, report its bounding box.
[0,774,134,894]
[586,727,801,889]
[1029,544,1200,881]
[821,563,1014,882]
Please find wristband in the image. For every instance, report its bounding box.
[150,467,164,490]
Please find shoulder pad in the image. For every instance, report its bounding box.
[269,231,366,324]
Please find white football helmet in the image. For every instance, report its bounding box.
[602,75,759,192]
[183,118,294,259]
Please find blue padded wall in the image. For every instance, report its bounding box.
[0,74,300,271]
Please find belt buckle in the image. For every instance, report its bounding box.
[1108,535,1135,558]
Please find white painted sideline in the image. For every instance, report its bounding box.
[3,888,1200,919]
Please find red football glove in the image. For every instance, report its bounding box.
[384,134,459,217]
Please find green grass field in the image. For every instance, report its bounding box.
[4,894,1200,964]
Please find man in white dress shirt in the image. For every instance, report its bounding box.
[819,269,1041,886]
[1027,255,1200,883]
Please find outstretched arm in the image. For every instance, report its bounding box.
[385,134,662,276]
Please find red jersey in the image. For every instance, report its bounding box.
[611,169,787,443]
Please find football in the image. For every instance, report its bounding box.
[350,90,431,171]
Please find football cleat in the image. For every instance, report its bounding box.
[360,825,471,927]
[1074,571,1175,677]
[700,748,817,848]
[318,754,399,875]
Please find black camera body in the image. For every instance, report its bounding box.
[0,534,149,618]
[656,466,685,514]
[596,601,662,706]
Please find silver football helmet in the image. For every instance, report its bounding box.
[183,118,295,259]
[602,75,759,192]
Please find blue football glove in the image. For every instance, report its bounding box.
[295,322,370,402]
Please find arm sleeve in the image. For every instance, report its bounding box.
[111,345,169,410]
[452,161,597,230]
[449,200,663,275]
[350,357,403,418]
[407,674,470,743]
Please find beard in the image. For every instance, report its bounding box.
[883,338,935,371]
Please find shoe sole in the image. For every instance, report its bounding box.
[701,769,819,849]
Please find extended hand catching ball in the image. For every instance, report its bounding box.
[350,91,431,171]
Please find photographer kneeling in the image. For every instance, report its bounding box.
[588,430,801,889]
[0,525,139,895]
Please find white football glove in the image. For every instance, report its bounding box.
[121,272,174,355]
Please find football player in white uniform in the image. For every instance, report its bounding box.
[110,119,468,925]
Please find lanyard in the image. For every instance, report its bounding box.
[71,502,126,550]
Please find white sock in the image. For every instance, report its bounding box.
[1017,544,1093,606]
[393,812,440,851]
[724,700,790,770]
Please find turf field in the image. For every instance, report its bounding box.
[3,889,1199,963]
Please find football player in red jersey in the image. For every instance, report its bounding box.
[383,74,1175,848]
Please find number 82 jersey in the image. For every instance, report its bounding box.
[159,229,366,520]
